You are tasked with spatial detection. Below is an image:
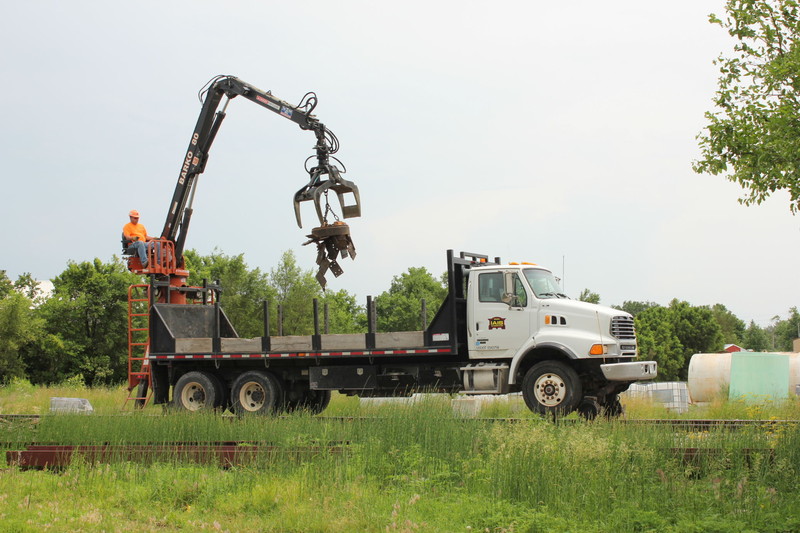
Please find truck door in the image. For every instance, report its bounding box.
[468,270,532,359]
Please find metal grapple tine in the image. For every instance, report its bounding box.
[312,182,329,224]
[327,167,362,220]
[294,175,332,227]
[293,169,323,228]
[293,194,306,228]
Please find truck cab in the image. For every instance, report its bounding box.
[462,260,656,416]
[468,263,637,362]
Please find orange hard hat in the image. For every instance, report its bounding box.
[129,210,140,218]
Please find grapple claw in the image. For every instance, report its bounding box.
[294,165,361,227]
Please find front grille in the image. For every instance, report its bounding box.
[610,316,636,340]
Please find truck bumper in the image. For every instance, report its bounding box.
[600,361,657,382]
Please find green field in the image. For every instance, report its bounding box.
[2,381,800,532]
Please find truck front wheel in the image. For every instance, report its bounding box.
[521,361,582,415]
[230,371,283,416]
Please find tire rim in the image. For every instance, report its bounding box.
[533,373,566,406]
[180,382,207,411]
[239,381,266,411]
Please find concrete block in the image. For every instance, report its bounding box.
[50,397,93,414]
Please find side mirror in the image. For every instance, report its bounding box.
[501,292,520,307]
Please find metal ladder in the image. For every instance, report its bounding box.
[123,283,152,409]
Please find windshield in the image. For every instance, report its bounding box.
[523,269,567,299]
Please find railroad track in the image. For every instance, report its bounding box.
[2,414,798,428]
[6,441,348,470]
[321,416,800,429]
[0,414,42,422]
[4,438,780,471]
[4,415,793,470]
[612,418,799,430]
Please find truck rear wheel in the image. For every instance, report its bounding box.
[288,389,332,414]
[521,361,582,416]
[577,397,601,420]
[230,371,283,416]
[603,394,625,418]
[172,371,222,412]
[208,373,229,411]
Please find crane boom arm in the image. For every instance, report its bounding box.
[161,76,359,265]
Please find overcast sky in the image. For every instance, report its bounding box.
[2,1,798,327]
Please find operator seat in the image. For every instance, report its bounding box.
[121,234,134,255]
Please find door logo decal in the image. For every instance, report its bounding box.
[488,317,506,330]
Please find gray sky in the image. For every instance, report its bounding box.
[2,1,797,326]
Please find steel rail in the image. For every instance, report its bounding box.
[6,441,348,469]
[2,414,799,427]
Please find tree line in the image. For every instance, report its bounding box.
[605,297,798,381]
[0,250,446,386]
[0,252,796,386]
[6,1,800,388]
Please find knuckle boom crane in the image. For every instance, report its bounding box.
[132,75,361,292]
[125,77,656,416]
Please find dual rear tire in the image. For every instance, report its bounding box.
[230,371,283,415]
[171,370,330,415]
[172,371,226,411]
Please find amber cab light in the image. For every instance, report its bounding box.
[589,344,606,356]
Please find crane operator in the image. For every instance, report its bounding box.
[122,210,156,268]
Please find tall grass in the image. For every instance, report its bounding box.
[2,384,800,531]
[0,377,128,415]
[622,392,800,420]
